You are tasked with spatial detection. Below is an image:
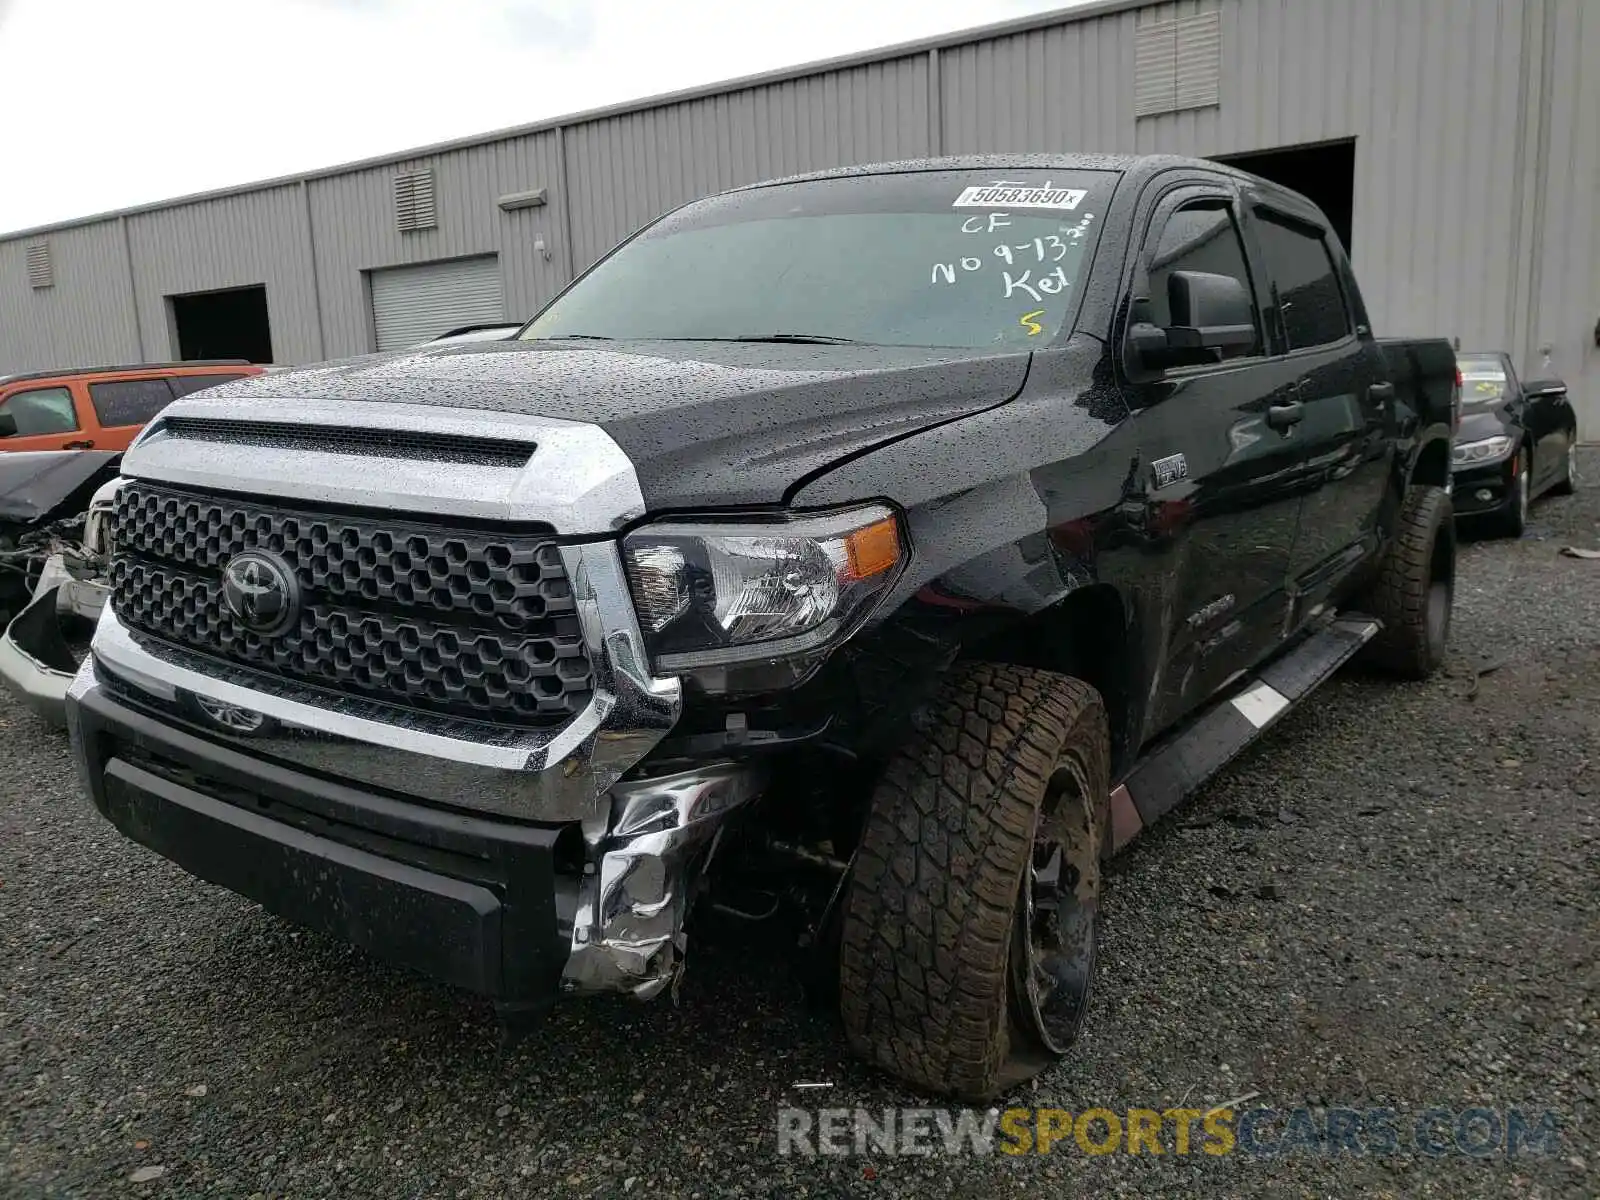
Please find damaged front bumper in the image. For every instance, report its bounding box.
[0,556,107,728]
[67,539,766,1005]
[69,674,765,1005]
[564,761,767,998]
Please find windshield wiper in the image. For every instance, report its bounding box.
[724,333,861,345]
[543,332,863,345]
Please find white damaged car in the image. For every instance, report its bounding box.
[0,451,121,726]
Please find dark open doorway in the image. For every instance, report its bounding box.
[170,285,274,363]
[1213,139,1356,255]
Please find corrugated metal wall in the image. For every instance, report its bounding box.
[1,0,1594,432]
[125,185,323,364]
[307,132,567,357]
[1528,0,1599,434]
[0,220,140,367]
[940,0,1530,353]
[565,55,932,268]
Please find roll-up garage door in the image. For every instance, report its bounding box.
[370,256,504,351]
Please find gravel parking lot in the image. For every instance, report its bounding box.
[4,456,1598,1199]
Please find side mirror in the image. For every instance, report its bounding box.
[1523,378,1567,400]
[1164,271,1258,351]
[0,412,16,438]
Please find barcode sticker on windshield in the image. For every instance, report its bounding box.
[953,184,1087,211]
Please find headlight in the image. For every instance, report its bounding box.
[82,477,127,557]
[1452,435,1514,465]
[622,504,905,677]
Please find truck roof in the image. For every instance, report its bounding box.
[736,152,1266,192]
[730,152,1329,225]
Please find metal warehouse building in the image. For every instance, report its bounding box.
[3,0,1596,433]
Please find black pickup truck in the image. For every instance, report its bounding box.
[65,154,1459,1101]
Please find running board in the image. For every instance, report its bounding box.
[1107,615,1381,852]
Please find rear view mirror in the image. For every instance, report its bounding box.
[1164,271,1257,351]
[1524,378,1567,400]
[0,412,16,438]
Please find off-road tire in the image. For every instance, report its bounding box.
[838,662,1108,1100]
[1361,484,1454,679]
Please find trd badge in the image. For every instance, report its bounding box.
[193,696,270,735]
[1151,453,1189,489]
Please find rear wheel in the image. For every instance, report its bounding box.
[1361,484,1454,679]
[838,663,1108,1100]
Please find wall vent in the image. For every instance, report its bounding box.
[394,169,438,232]
[1135,11,1221,118]
[25,242,53,289]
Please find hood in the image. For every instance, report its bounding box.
[1454,406,1515,446]
[220,339,1032,509]
[0,450,123,525]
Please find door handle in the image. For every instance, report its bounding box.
[1266,401,1305,432]
[62,439,96,450]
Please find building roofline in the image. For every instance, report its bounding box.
[0,0,1150,242]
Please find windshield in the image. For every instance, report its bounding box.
[522,169,1116,350]
[1458,356,1507,405]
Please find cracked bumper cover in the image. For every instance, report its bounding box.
[564,761,766,998]
[0,565,107,729]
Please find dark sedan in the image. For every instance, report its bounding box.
[1451,351,1578,535]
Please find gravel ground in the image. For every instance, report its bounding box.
[4,456,1598,1199]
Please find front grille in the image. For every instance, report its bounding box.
[109,483,594,725]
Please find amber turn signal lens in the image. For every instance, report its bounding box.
[843,516,901,581]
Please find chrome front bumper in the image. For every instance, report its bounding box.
[76,540,682,825]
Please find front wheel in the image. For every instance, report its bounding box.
[1549,434,1578,496]
[838,663,1109,1100]
[1360,484,1454,679]
[1500,446,1531,538]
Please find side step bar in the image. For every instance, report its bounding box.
[1108,615,1381,853]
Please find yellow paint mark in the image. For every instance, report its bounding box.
[1020,309,1046,336]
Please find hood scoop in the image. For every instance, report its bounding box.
[160,416,538,468]
[124,395,645,535]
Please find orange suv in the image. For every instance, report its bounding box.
[0,360,264,453]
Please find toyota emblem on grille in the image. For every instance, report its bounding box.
[221,550,300,636]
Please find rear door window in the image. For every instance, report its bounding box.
[88,378,179,427]
[0,385,80,435]
[168,372,250,397]
[1251,208,1352,351]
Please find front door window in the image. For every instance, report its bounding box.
[0,386,79,437]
